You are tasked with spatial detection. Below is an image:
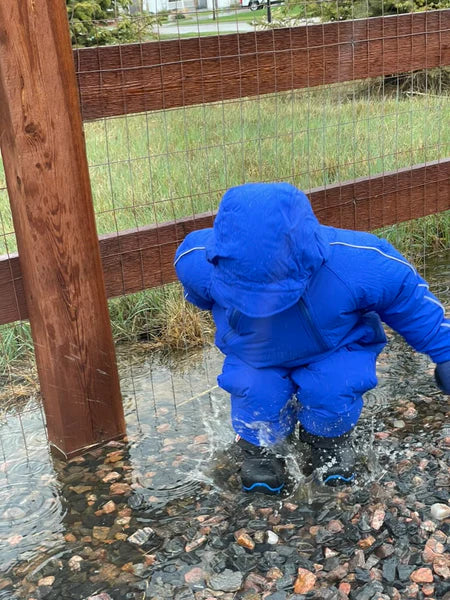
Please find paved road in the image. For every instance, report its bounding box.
[157,20,256,35]
[156,13,319,36]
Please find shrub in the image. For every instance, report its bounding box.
[67,0,160,46]
[318,0,450,22]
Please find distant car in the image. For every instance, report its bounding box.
[241,0,283,11]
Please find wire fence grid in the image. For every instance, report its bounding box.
[0,2,448,468]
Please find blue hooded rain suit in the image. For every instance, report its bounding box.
[174,183,450,447]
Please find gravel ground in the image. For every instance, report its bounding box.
[0,255,448,600]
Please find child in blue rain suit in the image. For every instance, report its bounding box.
[174,183,450,494]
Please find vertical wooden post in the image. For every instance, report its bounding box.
[0,0,126,457]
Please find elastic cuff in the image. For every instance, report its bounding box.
[298,407,360,438]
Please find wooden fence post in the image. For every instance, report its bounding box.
[0,0,126,457]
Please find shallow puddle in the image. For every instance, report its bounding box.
[0,253,448,600]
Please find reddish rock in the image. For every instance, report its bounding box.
[102,500,116,514]
[105,451,123,463]
[374,432,390,440]
[339,582,351,596]
[235,531,255,551]
[423,538,445,562]
[327,519,344,533]
[102,471,121,483]
[403,405,418,419]
[358,535,376,549]
[405,583,419,598]
[184,567,205,584]
[369,567,382,581]
[7,535,23,546]
[185,536,206,552]
[243,572,267,591]
[422,584,435,597]
[432,555,450,578]
[370,508,385,531]
[294,568,316,594]
[156,423,170,433]
[410,567,434,583]
[109,482,131,495]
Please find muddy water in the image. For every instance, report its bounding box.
[0,252,448,599]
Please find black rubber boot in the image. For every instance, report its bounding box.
[299,427,356,486]
[237,437,285,494]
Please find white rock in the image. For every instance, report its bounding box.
[68,555,83,571]
[370,508,385,531]
[127,527,154,546]
[430,503,450,521]
[266,530,279,545]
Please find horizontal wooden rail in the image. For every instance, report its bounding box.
[75,10,450,121]
[0,160,448,326]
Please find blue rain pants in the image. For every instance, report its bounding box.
[218,343,380,445]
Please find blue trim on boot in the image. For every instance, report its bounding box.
[323,473,355,484]
[243,482,284,493]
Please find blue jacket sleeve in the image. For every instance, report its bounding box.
[341,234,450,364]
[174,228,214,311]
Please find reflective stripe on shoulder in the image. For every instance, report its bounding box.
[329,241,417,274]
[173,246,206,267]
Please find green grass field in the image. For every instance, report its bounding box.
[184,9,257,23]
[1,84,448,252]
[0,83,448,374]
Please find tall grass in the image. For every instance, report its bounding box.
[0,83,448,252]
[0,81,448,381]
[81,86,449,238]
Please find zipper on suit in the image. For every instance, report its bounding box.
[298,298,328,353]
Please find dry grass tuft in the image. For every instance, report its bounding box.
[155,288,214,351]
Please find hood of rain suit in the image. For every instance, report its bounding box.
[206,182,329,317]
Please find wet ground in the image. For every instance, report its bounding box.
[0,253,448,600]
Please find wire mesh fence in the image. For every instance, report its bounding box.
[0,3,449,597]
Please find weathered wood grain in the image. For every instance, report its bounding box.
[74,10,450,121]
[0,0,125,457]
[0,160,447,326]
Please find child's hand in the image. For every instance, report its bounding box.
[435,360,450,394]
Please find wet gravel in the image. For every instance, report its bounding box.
[0,254,448,600]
